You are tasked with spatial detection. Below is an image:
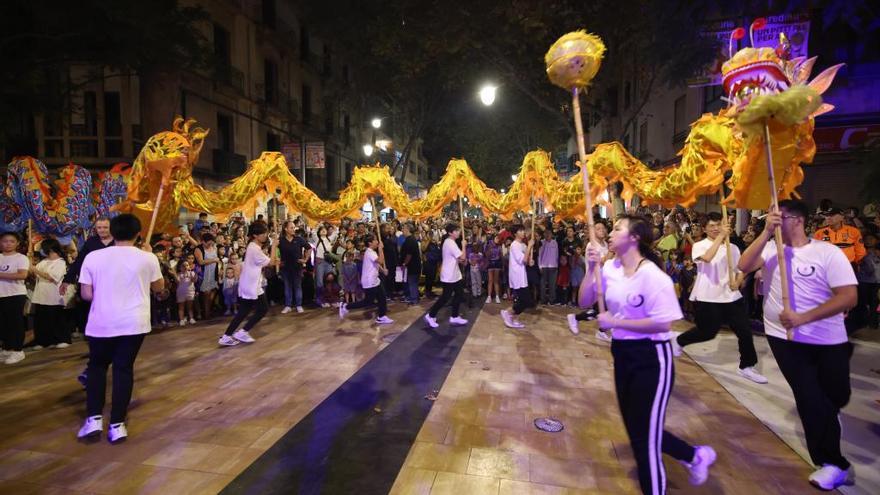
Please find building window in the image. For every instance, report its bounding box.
[639,121,648,154]
[217,113,233,152]
[322,45,332,76]
[301,84,312,124]
[104,91,123,157]
[606,87,618,118]
[264,59,278,104]
[673,95,687,136]
[300,24,310,61]
[266,132,280,152]
[213,24,231,68]
[624,81,632,110]
[71,91,98,157]
[326,155,336,192]
[261,0,276,29]
[702,84,724,114]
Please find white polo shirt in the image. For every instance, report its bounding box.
[361,248,381,289]
[761,239,857,345]
[439,238,462,283]
[508,240,528,289]
[80,246,162,338]
[690,238,742,303]
[602,258,683,341]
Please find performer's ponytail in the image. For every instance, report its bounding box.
[618,214,662,268]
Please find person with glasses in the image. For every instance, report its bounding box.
[738,200,858,491]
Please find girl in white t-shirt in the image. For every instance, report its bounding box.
[0,231,30,364]
[31,238,70,349]
[579,215,715,494]
[424,223,468,328]
[175,260,197,325]
[220,222,277,346]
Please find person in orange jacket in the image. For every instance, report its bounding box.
[814,208,866,265]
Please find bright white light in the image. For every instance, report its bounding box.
[500,188,506,193]
[479,85,497,106]
[511,174,518,182]
[362,144,374,156]
[375,139,392,152]
[371,118,382,129]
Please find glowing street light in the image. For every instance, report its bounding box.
[511,174,518,182]
[362,143,374,156]
[371,118,382,129]
[479,84,497,106]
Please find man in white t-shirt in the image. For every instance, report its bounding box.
[424,223,468,328]
[673,212,767,384]
[339,234,393,324]
[76,214,164,444]
[739,200,857,491]
[501,225,534,328]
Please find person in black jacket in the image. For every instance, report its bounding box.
[400,223,422,304]
[382,224,399,298]
[59,217,114,387]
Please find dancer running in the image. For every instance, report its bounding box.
[672,212,768,384]
[738,200,857,490]
[567,220,610,341]
[579,215,715,494]
[424,223,468,328]
[219,222,277,346]
[339,234,393,324]
[500,225,534,329]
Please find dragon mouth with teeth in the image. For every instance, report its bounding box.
[722,47,791,106]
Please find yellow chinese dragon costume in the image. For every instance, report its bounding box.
[6,22,841,234]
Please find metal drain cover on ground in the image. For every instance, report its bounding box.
[534,417,564,432]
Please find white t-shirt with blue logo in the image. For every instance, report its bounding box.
[602,258,683,341]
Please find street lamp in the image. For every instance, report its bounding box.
[371,118,382,129]
[511,174,518,182]
[362,144,374,156]
[479,84,497,106]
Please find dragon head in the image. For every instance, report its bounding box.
[721,20,843,115]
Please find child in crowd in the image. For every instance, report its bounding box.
[555,254,570,306]
[679,255,697,319]
[222,266,238,315]
[665,250,684,298]
[569,245,586,306]
[468,251,483,299]
[342,251,359,303]
[175,260,197,325]
[322,272,342,307]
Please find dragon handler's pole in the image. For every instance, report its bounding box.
[763,120,793,340]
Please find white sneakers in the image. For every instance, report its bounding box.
[375,316,394,325]
[566,314,579,335]
[809,464,855,490]
[449,316,468,326]
[682,445,716,486]
[737,366,769,384]
[77,416,127,443]
[55,342,70,349]
[232,329,255,343]
[77,415,103,439]
[424,314,439,328]
[296,306,304,313]
[486,296,492,303]
[3,351,25,365]
[321,303,331,308]
[338,303,349,319]
[179,319,187,327]
[500,309,524,329]
[281,306,292,314]
[189,317,196,325]
[495,296,501,304]
[108,422,128,443]
[595,330,612,343]
[218,330,254,346]
[670,332,683,357]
